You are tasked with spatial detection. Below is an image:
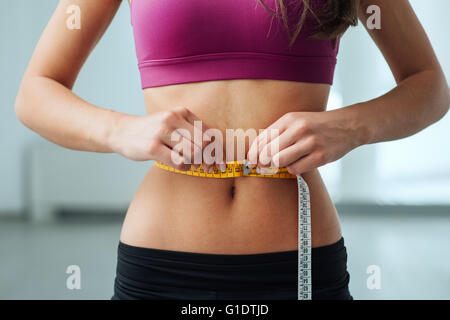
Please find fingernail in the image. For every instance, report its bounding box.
[261,168,272,174]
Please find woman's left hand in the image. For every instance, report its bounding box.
[245,110,364,175]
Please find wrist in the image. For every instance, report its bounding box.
[332,104,372,148]
[106,110,134,154]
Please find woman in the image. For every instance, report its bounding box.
[15,0,448,300]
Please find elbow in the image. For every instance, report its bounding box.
[437,80,450,121]
[443,86,450,118]
[15,79,34,128]
[429,70,450,123]
[14,86,28,126]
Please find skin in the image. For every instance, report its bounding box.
[15,0,449,254]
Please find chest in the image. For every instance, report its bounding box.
[130,0,325,58]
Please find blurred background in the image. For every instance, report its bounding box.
[1,0,449,300]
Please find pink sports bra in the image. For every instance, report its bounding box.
[130,0,340,89]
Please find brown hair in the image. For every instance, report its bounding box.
[257,0,360,47]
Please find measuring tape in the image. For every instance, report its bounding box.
[296,173,311,300]
[153,160,312,300]
[154,160,297,179]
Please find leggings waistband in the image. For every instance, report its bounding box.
[118,237,345,266]
[115,237,348,294]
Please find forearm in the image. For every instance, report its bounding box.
[15,76,126,153]
[334,70,450,147]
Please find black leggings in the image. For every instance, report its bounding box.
[112,237,352,300]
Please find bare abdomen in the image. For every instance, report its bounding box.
[119,79,342,253]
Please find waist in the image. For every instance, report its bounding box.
[121,164,342,253]
[154,160,297,179]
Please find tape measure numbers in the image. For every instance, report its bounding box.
[297,174,312,300]
[154,160,312,300]
[154,160,297,179]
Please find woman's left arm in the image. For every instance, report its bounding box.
[342,0,449,144]
[248,0,449,174]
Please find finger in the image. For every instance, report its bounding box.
[246,140,258,169]
[173,106,202,127]
[255,128,281,167]
[191,163,201,169]
[173,106,215,151]
[173,107,226,173]
[271,137,315,168]
[246,132,265,168]
[169,116,210,154]
[160,108,224,172]
[160,131,202,166]
[202,128,226,173]
[155,143,192,171]
[285,151,324,175]
[212,134,227,173]
[264,112,293,132]
[246,116,291,168]
[258,127,296,168]
[179,116,223,171]
[161,108,213,166]
[159,113,209,166]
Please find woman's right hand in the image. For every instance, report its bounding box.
[110,106,223,172]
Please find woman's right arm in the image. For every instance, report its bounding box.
[15,0,124,153]
[15,0,215,170]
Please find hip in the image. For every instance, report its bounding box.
[112,237,352,300]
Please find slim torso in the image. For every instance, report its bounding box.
[120,79,342,254]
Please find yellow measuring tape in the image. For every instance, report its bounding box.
[154,160,297,179]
